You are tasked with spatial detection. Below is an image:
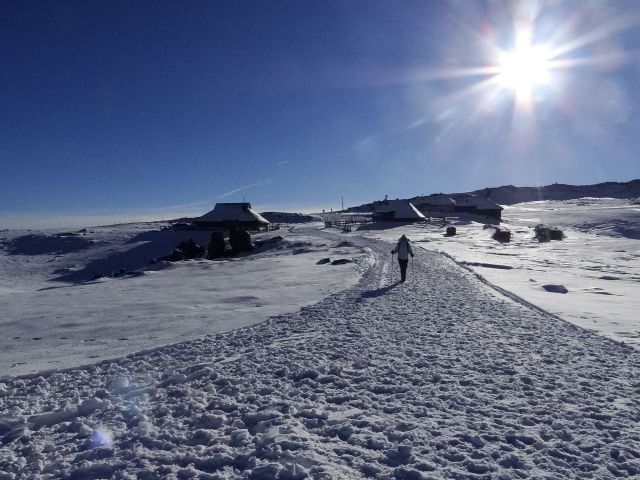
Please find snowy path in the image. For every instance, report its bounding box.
[1,233,639,479]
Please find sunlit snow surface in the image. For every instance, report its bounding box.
[0,224,371,375]
[1,198,637,377]
[0,206,639,479]
[356,197,640,348]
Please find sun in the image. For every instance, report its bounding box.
[495,43,553,104]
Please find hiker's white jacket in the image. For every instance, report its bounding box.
[393,239,413,260]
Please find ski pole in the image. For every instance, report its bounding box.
[391,252,395,282]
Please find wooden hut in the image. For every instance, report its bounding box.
[194,203,270,230]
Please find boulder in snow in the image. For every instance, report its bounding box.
[535,224,565,242]
[542,284,569,294]
[331,259,353,266]
[492,227,511,242]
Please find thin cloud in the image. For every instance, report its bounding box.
[406,117,429,130]
[276,161,289,166]
[217,179,273,199]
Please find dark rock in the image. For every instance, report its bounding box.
[229,228,253,254]
[542,284,568,294]
[445,226,456,236]
[178,239,205,259]
[331,259,353,265]
[492,227,511,242]
[316,258,331,265]
[207,232,226,259]
[535,224,565,242]
[168,248,184,262]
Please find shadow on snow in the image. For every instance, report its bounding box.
[360,282,400,299]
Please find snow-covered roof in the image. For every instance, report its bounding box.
[418,194,456,206]
[198,203,270,224]
[374,200,427,220]
[455,195,503,210]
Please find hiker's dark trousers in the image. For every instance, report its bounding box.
[398,259,408,282]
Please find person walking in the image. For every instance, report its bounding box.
[391,234,414,282]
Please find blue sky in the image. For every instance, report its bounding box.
[2,0,640,227]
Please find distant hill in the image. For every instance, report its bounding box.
[346,179,640,212]
[167,212,321,225]
[466,179,640,205]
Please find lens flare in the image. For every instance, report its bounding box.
[90,427,113,448]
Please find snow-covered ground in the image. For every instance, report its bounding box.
[1,232,639,479]
[350,198,640,349]
[1,200,639,479]
[0,224,371,375]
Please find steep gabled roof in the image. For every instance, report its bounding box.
[454,195,503,210]
[417,194,456,206]
[198,203,270,224]
[374,200,427,220]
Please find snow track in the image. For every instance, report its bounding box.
[1,232,639,479]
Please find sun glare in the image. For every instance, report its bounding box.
[492,36,555,111]
[497,45,552,92]
[403,2,639,146]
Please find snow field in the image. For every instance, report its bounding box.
[1,235,639,479]
[0,225,371,375]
